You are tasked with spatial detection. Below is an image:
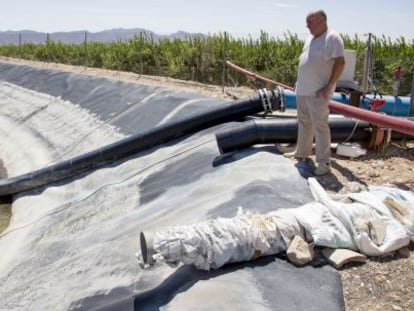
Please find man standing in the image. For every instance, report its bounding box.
[393,66,403,96]
[285,9,345,176]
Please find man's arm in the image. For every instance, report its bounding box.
[316,56,345,99]
[328,56,346,88]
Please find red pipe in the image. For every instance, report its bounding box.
[226,61,293,90]
[226,61,414,136]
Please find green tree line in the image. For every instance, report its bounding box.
[0,31,413,95]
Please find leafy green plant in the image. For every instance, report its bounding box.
[1,32,413,95]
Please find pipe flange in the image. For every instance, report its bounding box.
[274,86,285,112]
[258,88,274,116]
[140,231,155,266]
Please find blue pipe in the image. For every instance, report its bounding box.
[283,89,349,109]
[360,94,412,116]
[282,89,412,116]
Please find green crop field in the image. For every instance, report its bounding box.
[1,31,413,95]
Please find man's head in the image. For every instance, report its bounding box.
[306,10,328,37]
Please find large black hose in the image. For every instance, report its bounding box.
[0,89,282,197]
[216,117,414,154]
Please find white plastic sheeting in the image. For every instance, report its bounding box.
[141,178,414,270]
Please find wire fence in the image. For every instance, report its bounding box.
[1,31,414,100]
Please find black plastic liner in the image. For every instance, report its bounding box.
[0,89,281,196]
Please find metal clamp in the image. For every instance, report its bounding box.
[274,86,285,112]
[258,88,273,116]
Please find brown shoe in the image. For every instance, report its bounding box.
[283,151,309,160]
[314,163,330,176]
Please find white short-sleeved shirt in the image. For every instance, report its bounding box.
[295,29,344,96]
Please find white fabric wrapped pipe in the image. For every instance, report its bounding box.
[139,178,414,270]
[140,209,300,270]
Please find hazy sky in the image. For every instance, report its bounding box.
[1,0,413,40]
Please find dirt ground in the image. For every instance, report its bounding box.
[1,57,414,311]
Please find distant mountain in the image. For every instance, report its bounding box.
[0,28,205,45]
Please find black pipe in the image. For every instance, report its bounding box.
[215,117,414,154]
[0,89,282,196]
